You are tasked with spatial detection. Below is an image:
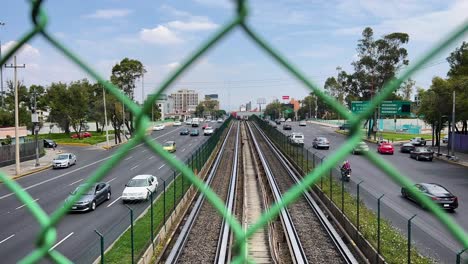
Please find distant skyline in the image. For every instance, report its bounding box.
[2,0,468,111]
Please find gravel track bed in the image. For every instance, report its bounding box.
[251,124,345,264]
[177,123,239,263]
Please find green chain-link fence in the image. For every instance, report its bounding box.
[1,1,468,263]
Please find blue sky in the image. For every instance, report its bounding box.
[1,0,467,110]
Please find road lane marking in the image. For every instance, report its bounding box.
[125,156,133,160]
[107,177,117,183]
[182,148,186,152]
[0,127,195,201]
[15,199,39,210]
[107,196,121,207]
[141,149,147,153]
[0,234,15,244]
[49,232,74,251]
[188,143,193,147]
[148,156,154,160]
[130,165,139,171]
[158,164,165,170]
[68,179,83,186]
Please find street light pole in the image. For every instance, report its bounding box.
[0,22,6,108]
[5,56,26,175]
[102,86,109,148]
[31,87,39,167]
[451,91,456,158]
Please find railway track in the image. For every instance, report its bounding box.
[247,121,358,264]
[161,120,358,263]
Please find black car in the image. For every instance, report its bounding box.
[180,128,190,135]
[401,183,458,211]
[66,182,111,212]
[190,129,199,136]
[339,123,352,130]
[400,143,415,153]
[410,147,434,161]
[283,124,292,130]
[275,120,281,125]
[44,139,57,148]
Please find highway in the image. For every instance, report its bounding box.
[0,123,220,263]
[274,121,468,263]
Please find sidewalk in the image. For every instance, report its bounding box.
[307,120,468,168]
[0,148,59,179]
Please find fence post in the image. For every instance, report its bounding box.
[341,174,345,214]
[377,194,385,263]
[407,214,417,264]
[357,180,364,230]
[301,145,304,171]
[191,152,194,172]
[163,179,166,232]
[456,248,468,264]
[173,171,176,211]
[125,205,134,264]
[94,230,104,264]
[329,168,333,201]
[148,188,154,245]
[320,156,323,189]
[306,148,309,173]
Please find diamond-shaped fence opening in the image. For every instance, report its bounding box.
[1,1,468,263]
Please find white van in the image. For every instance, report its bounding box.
[289,132,304,145]
[192,117,200,127]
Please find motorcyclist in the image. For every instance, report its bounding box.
[341,160,351,175]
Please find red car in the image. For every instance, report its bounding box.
[202,124,209,130]
[378,143,394,154]
[71,132,92,139]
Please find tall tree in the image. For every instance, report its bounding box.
[400,78,415,101]
[447,41,468,78]
[110,58,146,134]
[47,82,71,133]
[67,80,91,138]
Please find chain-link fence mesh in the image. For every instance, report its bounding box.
[1,0,468,263]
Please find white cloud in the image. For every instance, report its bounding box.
[140,25,182,44]
[1,41,40,62]
[84,9,132,19]
[166,62,180,69]
[193,0,231,9]
[166,20,218,31]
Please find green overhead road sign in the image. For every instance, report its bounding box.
[351,101,411,116]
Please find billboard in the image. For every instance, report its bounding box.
[282,95,290,100]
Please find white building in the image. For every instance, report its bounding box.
[172,89,199,114]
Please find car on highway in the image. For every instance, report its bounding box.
[377,139,389,146]
[312,137,330,149]
[401,183,458,211]
[377,143,394,155]
[210,119,217,123]
[202,123,209,130]
[443,135,449,144]
[279,118,285,122]
[44,139,57,148]
[122,175,158,202]
[71,132,92,138]
[299,120,307,126]
[283,124,292,130]
[217,118,224,123]
[410,137,427,146]
[339,123,352,130]
[67,182,111,212]
[185,119,192,125]
[352,141,369,155]
[153,124,165,131]
[400,142,416,153]
[163,141,176,152]
[410,147,434,161]
[180,128,190,135]
[204,127,214,136]
[275,119,281,125]
[173,121,182,126]
[53,153,77,169]
[286,118,292,122]
[289,133,304,145]
[190,129,199,136]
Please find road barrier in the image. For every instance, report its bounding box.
[1,1,468,263]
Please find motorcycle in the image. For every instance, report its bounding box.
[341,168,351,182]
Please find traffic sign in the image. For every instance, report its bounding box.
[351,101,411,116]
[351,101,370,114]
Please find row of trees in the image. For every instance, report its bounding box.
[194,99,226,118]
[0,58,158,144]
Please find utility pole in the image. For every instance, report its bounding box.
[451,91,456,158]
[1,22,6,108]
[102,86,109,148]
[5,56,26,175]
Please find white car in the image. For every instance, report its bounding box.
[185,119,192,125]
[122,175,159,202]
[299,120,307,126]
[53,153,77,169]
[153,124,165,131]
[286,118,292,122]
[173,121,182,126]
[210,119,217,123]
[204,127,214,135]
[217,118,223,123]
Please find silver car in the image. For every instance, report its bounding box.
[299,120,307,126]
[53,153,77,168]
[312,137,330,149]
[352,141,369,155]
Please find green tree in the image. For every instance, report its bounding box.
[447,41,468,78]
[68,80,91,138]
[194,102,205,117]
[47,82,70,133]
[264,101,283,120]
[110,58,146,134]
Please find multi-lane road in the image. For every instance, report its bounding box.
[274,121,468,263]
[0,123,220,263]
